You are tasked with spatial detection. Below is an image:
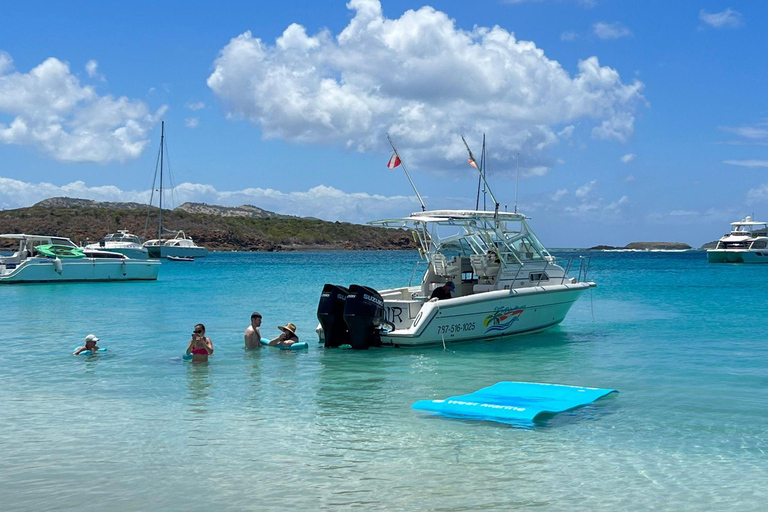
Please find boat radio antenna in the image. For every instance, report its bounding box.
[461,135,499,215]
[514,152,520,214]
[386,133,426,211]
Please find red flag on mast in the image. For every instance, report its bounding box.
[387,153,401,169]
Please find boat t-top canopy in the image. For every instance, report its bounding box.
[371,209,552,265]
[370,209,529,227]
[0,234,77,245]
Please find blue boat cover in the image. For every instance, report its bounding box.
[412,381,617,424]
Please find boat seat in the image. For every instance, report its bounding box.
[470,254,501,279]
[432,254,448,276]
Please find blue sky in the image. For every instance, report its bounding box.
[1,0,767,247]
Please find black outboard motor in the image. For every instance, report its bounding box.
[343,284,385,350]
[317,284,350,348]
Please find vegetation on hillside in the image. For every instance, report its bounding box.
[0,205,416,251]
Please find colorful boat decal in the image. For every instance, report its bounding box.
[483,306,525,333]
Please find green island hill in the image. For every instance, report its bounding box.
[0,198,416,252]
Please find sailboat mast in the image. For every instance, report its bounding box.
[158,121,164,241]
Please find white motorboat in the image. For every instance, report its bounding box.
[707,216,768,263]
[85,230,149,259]
[142,121,208,259]
[316,209,595,348]
[0,234,160,284]
[144,231,208,259]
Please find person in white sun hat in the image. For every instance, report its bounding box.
[73,334,101,355]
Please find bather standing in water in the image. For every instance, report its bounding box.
[186,323,213,362]
[244,312,262,349]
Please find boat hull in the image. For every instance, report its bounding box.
[147,245,208,259]
[706,249,768,264]
[85,245,149,259]
[0,258,160,284]
[380,283,594,347]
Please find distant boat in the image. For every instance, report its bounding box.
[84,230,149,259]
[707,216,768,263]
[0,234,160,284]
[166,255,195,262]
[142,121,208,259]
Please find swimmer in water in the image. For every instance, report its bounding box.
[268,323,299,347]
[73,334,101,355]
[186,324,213,362]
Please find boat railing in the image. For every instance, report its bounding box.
[561,259,574,284]
[577,256,592,283]
[409,260,425,287]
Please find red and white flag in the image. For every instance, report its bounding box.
[387,153,401,169]
[468,158,478,169]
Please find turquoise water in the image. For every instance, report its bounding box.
[1,251,766,511]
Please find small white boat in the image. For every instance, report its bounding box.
[145,231,208,259]
[707,216,768,263]
[85,230,149,259]
[316,210,595,348]
[0,234,160,284]
[166,255,194,262]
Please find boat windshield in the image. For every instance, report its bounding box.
[104,233,141,244]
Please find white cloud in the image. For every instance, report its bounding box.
[85,60,105,81]
[620,153,635,163]
[723,160,768,168]
[623,174,636,181]
[699,8,743,29]
[0,176,430,223]
[747,184,768,204]
[593,22,632,40]
[668,209,697,216]
[592,111,635,142]
[207,0,643,175]
[187,101,205,111]
[575,179,597,199]
[0,52,164,163]
[551,188,568,201]
[560,30,578,41]
[720,121,768,145]
[185,117,200,129]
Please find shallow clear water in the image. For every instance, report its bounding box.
[1,251,766,511]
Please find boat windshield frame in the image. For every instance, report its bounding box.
[370,210,553,265]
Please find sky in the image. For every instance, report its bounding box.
[1,0,767,247]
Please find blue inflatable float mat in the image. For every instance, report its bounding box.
[412,381,617,424]
[73,347,107,356]
[260,338,308,350]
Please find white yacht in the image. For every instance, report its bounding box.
[85,230,149,259]
[0,234,160,284]
[707,216,768,263]
[316,210,595,348]
[144,231,208,259]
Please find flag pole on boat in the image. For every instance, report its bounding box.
[462,135,499,216]
[514,152,520,214]
[386,133,426,211]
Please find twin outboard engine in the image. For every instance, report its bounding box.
[343,285,386,350]
[316,284,350,348]
[317,284,386,349]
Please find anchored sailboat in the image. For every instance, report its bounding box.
[142,122,208,259]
